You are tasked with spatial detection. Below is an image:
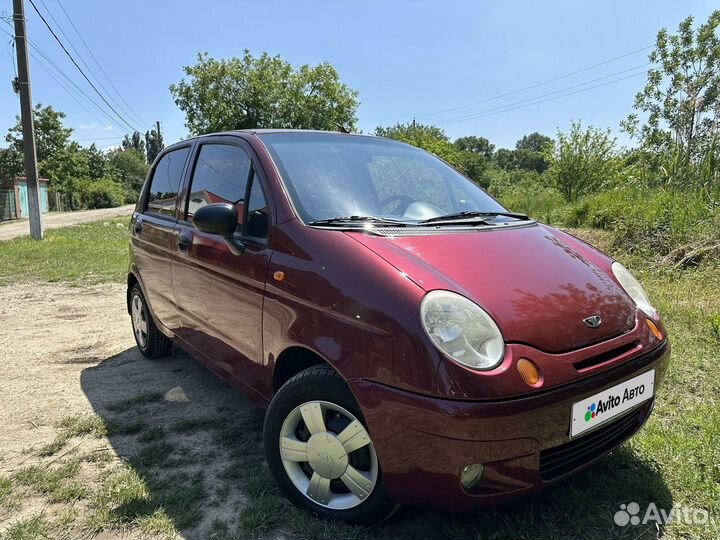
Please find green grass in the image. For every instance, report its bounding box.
[0,514,52,540]
[0,218,129,285]
[0,476,17,513]
[13,461,87,504]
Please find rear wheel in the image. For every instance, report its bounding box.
[264,365,396,524]
[129,285,172,359]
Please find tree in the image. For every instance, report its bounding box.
[145,127,164,164]
[548,121,619,201]
[82,143,107,180]
[122,131,146,159]
[42,142,90,208]
[6,104,72,165]
[0,147,22,183]
[375,123,491,185]
[107,148,149,198]
[493,148,516,171]
[170,51,359,134]
[375,122,459,162]
[454,136,495,160]
[516,132,553,153]
[622,11,720,180]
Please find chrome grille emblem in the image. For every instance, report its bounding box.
[583,315,602,329]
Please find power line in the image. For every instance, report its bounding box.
[2,20,128,132]
[35,0,138,126]
[438,71,648,126]
[26,0,141,133]
[418,44,653,119]
[52,0,149,128]
[437,63,650,124]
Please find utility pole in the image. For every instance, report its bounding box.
[12,0,43,240]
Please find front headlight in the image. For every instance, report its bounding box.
[420,290,505,370]
[611,262,656,318]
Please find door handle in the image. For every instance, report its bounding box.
[178,230,192,251]
[134,219,143,234]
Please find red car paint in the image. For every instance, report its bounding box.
[128,130,669,509]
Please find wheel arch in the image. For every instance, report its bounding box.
[272,346,335,393]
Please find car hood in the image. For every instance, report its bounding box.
[346,224,636,353]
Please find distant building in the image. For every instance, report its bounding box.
[0,177,50,221]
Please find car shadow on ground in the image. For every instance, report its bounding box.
[81,346,673,539]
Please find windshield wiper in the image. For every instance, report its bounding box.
[419,211,530,224]
[308,215,408,227]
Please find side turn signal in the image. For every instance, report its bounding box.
[517,358,541,386]
[645,319,663,340]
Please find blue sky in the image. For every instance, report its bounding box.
[1,0,717,151]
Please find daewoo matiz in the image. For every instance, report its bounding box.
[127,130,670,524]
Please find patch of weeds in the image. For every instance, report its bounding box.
[36,436,69,458]
[36,415,109,457]
[128,441,175,470]
[87,467,206,534]
[136,508,177,540]
[85,465,150,533]
[239,494,283,536]
[0,476,17,511]
[208,518,236,540]
[710,314,720,342]
[12,461,88,504]
[0,513,52,540]
[81,449,113,464]
[138,425,166,443]
[58,414,108,438]
[287,508,368,540]
[106,391,164,413]
[47,481,89,503]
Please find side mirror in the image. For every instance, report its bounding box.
[192,203,245,255]
[192,203,237,236]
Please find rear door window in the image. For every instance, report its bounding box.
[146,147,190,217]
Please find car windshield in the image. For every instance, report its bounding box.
[258,132,508,224]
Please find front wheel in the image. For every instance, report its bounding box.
[264,366,396,524]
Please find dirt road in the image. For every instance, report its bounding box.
[0,205,135,241]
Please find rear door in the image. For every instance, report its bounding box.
[172,137,273,396]
[130,145,192,331]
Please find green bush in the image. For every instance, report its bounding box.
[564,188,718,255]
[76,178,126,209]
[488,168,566,224]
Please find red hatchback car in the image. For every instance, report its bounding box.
[127,130,670,524]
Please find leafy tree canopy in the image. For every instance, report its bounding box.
[515,132,553,153]
[122,131,146,159]
[6,104,72,166]
[170,50,360,135]
[454,135,495,160]
[548,121,619,201]
[622,10,720,163]
[145,127,164,164]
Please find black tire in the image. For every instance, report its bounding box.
[129,284,173,359]
[264,365,397,525]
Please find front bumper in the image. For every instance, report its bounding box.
[350,341,670,510]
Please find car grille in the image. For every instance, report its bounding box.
[539,403,649,481]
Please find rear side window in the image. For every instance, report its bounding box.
[146,147,190,216]
[186,144,252,228]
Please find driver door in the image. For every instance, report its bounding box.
[172,137,272,398]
